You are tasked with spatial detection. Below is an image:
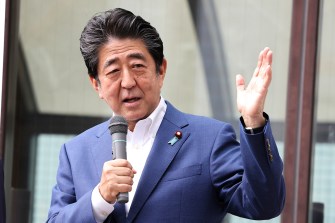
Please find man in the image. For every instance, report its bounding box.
[47,8,285,223]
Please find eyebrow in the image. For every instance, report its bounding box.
[103,58,118,70]
[127,52,147,62]
[102,52,147,70]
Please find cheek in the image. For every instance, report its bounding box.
[97,88,104,99]
[156,77,164,92]
[159,78,164,88]
[99,83,117,100]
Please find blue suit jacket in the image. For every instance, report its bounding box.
[47,102,285,223]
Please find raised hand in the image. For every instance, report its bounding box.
[236,47,272,128]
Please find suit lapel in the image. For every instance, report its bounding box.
[127,102,189,222]
[104,203,126,223]
[90,121,113,180]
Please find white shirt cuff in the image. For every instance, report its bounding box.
[91,184,115,223]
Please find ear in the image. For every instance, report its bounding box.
[158,58,167,87]
[89,76,103,99]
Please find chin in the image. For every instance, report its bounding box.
[124,112,146,122]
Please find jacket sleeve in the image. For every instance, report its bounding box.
[210,116,286,220]
[46,144,97,223]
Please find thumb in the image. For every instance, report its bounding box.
[236,74,245,92]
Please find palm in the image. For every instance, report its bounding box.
[236,47,272,127]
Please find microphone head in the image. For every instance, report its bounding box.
[109,116,128,134]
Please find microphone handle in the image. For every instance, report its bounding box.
[117,192,128,203]
[112,133,128,203]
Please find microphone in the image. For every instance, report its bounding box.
[108,115,128,203]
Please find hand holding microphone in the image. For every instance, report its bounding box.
[109,116,130,203]
[98,116,136,204]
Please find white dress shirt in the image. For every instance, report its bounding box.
[91,97,167,223]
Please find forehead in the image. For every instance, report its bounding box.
[98,38,150,61]
[97,38,153,74]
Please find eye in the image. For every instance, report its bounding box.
[111,69,120,73]
[132,64,144,69]
[106,69,120,76]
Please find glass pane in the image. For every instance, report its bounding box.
[214,0,291,122]
[16,0,289,222]
[19,0,210,117]
[18,1,210,221]
[32,134,74,223]
[310,0,335,222]
[213,0,291,221]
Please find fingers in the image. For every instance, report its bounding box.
[261,47,273,82]
[263,62,272,87]
[99,159,136,203]
[265,47,272,64]
[103,159,136,176]
[255,47,273,77]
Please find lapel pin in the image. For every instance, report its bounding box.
[168,131,182,146]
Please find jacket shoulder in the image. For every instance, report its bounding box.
[64,119,110,147]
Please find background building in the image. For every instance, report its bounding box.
[0,0,334,222]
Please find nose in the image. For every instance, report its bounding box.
[121,69,136,89]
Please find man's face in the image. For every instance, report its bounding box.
[90,38,166,131]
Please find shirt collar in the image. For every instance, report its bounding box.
[147,96,167,137]
[127,97,167,145]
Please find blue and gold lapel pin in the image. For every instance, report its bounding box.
[168,131,182,146]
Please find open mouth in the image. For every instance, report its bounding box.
[123,97,140,103]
